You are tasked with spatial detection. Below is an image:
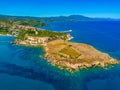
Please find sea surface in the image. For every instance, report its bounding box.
[0,21,120,90]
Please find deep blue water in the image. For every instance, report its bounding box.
[1,21,120,90]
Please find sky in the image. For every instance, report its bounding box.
[0,0,120,18]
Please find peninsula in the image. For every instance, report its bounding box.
[15,30,119,72]
[0,17,119,72]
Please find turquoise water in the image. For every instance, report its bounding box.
[1,21,120,90]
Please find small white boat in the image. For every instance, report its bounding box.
[68,29,72,32]
[63,29,72,33]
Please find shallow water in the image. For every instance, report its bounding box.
[1,21,120,90]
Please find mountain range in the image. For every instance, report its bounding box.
[0,14,118,23]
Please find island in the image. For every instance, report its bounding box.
[0,17,119,72]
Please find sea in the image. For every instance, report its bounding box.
[0,21,120,90]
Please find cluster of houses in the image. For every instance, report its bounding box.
[15,24,36,31]
[0,22,38,36]
[17,36,50,46]
[26,36,49,46]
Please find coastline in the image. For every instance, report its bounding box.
[0,34,13,36]
[0,32,119,73]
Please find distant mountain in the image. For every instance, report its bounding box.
[39,15,92,22]
[0,14,119,23]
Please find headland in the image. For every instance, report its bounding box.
[0,20,119,72]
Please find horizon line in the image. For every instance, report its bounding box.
[0,14,120,19]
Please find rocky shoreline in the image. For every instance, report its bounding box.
[43,40,119,72]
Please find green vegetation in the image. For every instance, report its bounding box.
[17,29,68,40]
[0,26,10,35]
[36,30,67,37]
[16,20,48,26]
[16,30,27,40]
[60,47,80,58]
[0,15,48,27]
